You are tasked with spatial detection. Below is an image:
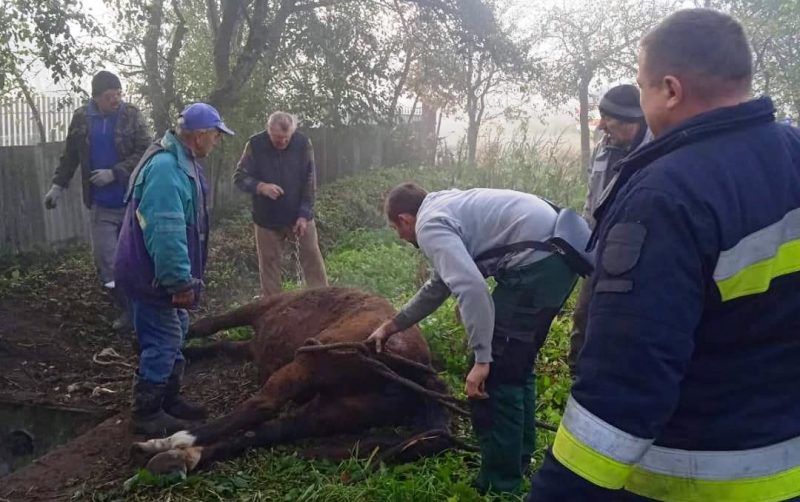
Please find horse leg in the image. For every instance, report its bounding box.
[146,391,407,474]
[186,299,279,339]
[133,357,314,454]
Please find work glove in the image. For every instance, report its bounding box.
[44,184,64,209]
[90,169,116,187]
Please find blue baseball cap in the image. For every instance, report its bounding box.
[179,103,235,135]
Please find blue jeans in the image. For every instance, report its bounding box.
[131,300,187,384]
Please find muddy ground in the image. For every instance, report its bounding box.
[0,258,262,501]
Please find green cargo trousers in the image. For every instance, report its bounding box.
[470,254,577,494]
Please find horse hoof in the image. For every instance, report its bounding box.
[146,450,188,475]
[146,447,203,475]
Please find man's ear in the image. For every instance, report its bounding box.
[397,213,416,226]
[663,75,684,110]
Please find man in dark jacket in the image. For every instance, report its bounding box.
[568,85,651,374]
[529,9,800,501]
[233,111,327,296]
[44,71,150,331]
[116,103,234,436]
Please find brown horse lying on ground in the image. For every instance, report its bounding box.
[133,287,452,474]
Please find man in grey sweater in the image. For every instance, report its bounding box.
[367,182,578,494]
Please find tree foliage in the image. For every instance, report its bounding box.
[725,0,800,118]
[0,0,99,94]
[102,0,511,135]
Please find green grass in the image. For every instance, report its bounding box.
[108,227,578,502]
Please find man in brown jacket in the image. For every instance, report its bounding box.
[44,71,151,331]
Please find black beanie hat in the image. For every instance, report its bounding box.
[91,71,122,97]
[598,84,642,122]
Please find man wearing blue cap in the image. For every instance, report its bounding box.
[115,103,234,436]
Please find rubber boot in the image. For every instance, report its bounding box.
[163,361,207,420]
[520,373,536,477]
[110,287,132,332]
[131,375,190,438]
[471,383,526,494]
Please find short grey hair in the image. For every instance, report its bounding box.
[267,111,297,133]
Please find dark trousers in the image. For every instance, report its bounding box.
[471,254,578,494]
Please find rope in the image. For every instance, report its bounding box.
[295,341,558,433]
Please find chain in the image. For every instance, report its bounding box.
[292,233,305,285]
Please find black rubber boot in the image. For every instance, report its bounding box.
[131,376,190,438]
[163,361,207,420]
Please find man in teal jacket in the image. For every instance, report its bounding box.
[116,103,234,436]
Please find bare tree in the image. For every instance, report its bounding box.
[532,0,674,166]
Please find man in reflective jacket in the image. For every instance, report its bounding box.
[529,8,800,501]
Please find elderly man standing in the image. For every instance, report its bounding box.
[115,103,233,436]
[44,70,150,331]
[568,84,650,374]
[234,111,327,297]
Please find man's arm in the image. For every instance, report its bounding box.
[233,140,260,194]
[111,106,151,184]
[530,187,708,499]
[51,109,84,188]
[393,272,451,331]
[417,219,495,363]
[298,138,316,220]
[136,157,194,293]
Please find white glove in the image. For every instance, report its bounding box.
[89,169,116,187]
[44,184,64,209]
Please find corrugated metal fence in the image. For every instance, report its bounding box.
[0,96,432,253]
[0,143,90,252]
[0,96,84,146]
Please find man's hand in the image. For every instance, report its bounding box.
[465,362,490,399]
[44,184,64,209]
[89,169,116,187]
[172,289,195,308]
[257,182,284,200]
[366,319,398,353]
[293,217,309,238]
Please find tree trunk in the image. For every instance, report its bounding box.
[13,71,46,144]
[143,0,171,135]
[466,115,479,166]
[578,73,591,168]
[431,107,443,166]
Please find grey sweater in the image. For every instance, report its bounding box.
[392,188,559,363]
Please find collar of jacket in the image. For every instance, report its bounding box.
[589,96,776,246]
[160,130,198,180]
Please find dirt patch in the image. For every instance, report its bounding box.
[0,294,260,501]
